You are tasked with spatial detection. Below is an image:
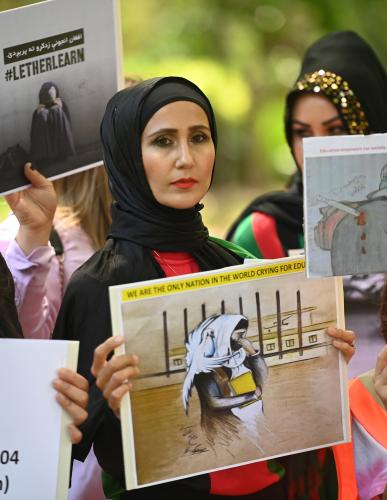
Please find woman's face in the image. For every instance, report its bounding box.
[48,85,57,100]
[290,93,347,171]
[141,101,215,209]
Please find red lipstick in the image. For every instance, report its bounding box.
[171,177,197,189]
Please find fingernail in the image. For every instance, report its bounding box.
[114,336,124,343]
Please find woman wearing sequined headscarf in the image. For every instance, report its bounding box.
[226,31,387,499]
[227,30,387,259]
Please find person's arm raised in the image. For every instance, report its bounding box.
[5,163,57,255]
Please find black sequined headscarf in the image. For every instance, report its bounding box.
[285,31,387,149]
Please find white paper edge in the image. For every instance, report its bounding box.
[56,341,80,500]
[109,286,138,490]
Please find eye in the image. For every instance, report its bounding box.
[153,136,173,147]
[292,128,311,139]
[191,132,210,144]
[328,126,347,136]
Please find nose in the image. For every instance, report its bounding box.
[175,140,194,169]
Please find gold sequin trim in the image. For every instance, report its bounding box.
[295,69,369,134]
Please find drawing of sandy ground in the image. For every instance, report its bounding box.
[131,351,342,485]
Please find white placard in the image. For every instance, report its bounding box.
[0,339,79,500]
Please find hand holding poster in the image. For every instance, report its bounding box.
[0,339,79,500]
[303,133,387,277]
[109,257,350,490]
[0,0,121,195]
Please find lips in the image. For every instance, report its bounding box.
[171,177,198,189]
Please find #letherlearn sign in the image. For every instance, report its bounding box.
[0,0,121,195]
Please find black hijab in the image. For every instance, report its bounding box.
[226,168,303,249]
[0,253,23,339]
[103,77,217,251]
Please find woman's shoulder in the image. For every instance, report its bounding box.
[231,211,281,259]
[66,238,151,293]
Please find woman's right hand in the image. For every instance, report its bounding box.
[5,163,57,255]
[91,336,140,417]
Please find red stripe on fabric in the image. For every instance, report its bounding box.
[251,212,286,258]
[210,461,280,495]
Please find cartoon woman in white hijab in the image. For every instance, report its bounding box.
[182,314,268,448]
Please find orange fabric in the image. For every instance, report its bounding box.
[332,442,359,500]
[349,378,387,448]
[332,376,387,500]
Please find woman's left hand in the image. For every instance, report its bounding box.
[52,368,89,444]
[326,326,356,363]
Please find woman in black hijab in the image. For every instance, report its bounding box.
[30,81,76,166]
[227,31,387,259]
[53,76,287,499]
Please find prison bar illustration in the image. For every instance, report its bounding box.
[141,288,334,380]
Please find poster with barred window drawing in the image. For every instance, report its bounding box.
[0,0,121,195]
[109,257,350,490]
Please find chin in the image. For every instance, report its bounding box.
[164,199,199,210]
[159,190,208,210]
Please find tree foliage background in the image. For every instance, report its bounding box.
[1,0,387,230]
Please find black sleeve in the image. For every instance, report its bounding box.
[53,271,118,462]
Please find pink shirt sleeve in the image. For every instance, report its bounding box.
[0,214,95,339]
[6,240,57,339]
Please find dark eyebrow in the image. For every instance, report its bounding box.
[291,116,343,128]
[146,124,211,138]
[290,119,310,128]
[322,115,343,126]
